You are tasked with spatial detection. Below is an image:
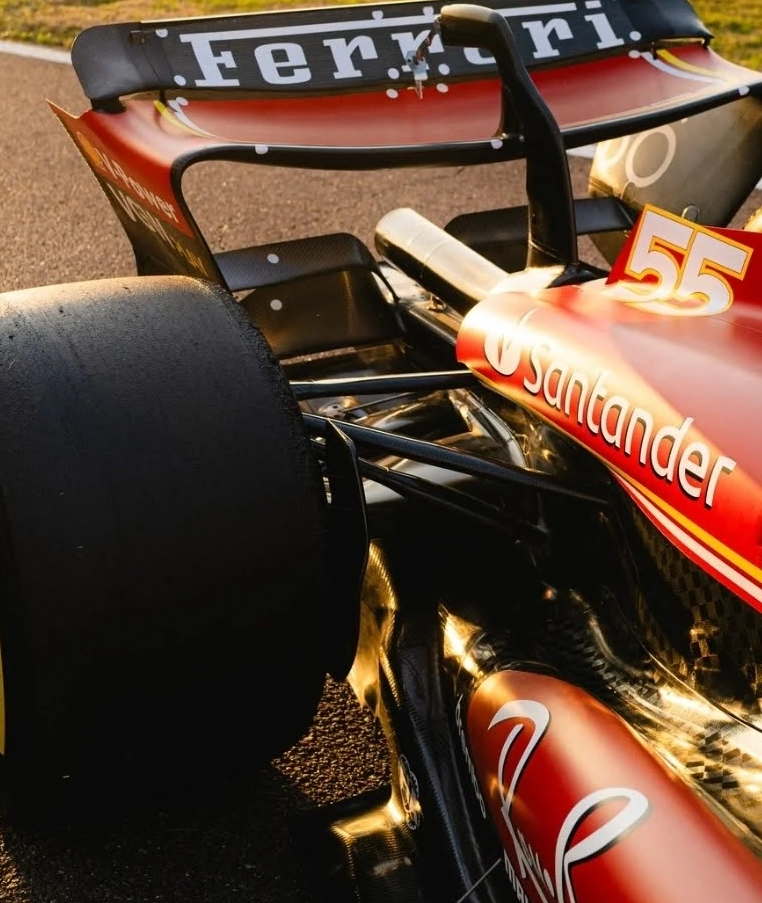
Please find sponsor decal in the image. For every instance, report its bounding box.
[490,698,649,903]
[466,671,762,902]
[153,0,632,92]
[75,132,180,225]
[105,182,211,278]
[398,754,422,830]
[606,205,756,317]
[481,308,736,509]
[595,126,678,191]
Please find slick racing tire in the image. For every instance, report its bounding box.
[0,275,333,791]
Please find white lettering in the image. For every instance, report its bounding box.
[254,42,311,84]
[624,408,654,466]
[172,10,630,93]
[563,371,589,423]
[706,456,737,508]
[480,311,738,508]
[522,18,573,59]
[584,12,624,49]
[505,854,529,903]
[650,417,694,482]
[491,699,650,903]
[586,372,609,435]
[601,395,630,448]
[554,788,649,902]
[678,441,710,499]
[543,361,568,411]
[180,33,241,86]
[524,342,546,395]
[323,35,378,79]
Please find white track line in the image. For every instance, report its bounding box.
[0,39,70,64]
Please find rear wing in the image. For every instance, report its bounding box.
[50,0,762,286]
[66,0,756,151]
[72,0,713,108]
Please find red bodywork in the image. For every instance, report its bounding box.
[456,245,762,611]
[465,670,762,902]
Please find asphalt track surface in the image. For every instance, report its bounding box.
[2,45,762,903]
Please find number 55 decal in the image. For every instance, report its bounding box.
[606,205,754,316]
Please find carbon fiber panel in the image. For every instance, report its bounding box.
[447,528,762,855]
[630,508,762,713]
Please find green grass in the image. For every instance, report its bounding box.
[0,0,760,68]
[699,1,762,70]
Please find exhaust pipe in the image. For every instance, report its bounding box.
[375,208,562,313]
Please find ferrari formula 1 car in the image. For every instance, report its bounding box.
[3,0,762,899]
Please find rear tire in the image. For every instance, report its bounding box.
[0,275,333,790]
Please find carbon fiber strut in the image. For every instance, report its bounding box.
[291,369,478,401]
[324,421,368,679]
[437,4,578,270]
[304,412,608,505]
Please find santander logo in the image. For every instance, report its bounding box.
[492,699,650,903]
[457,290,762,611]
[483,307,537,378]
[477,305,736,510]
